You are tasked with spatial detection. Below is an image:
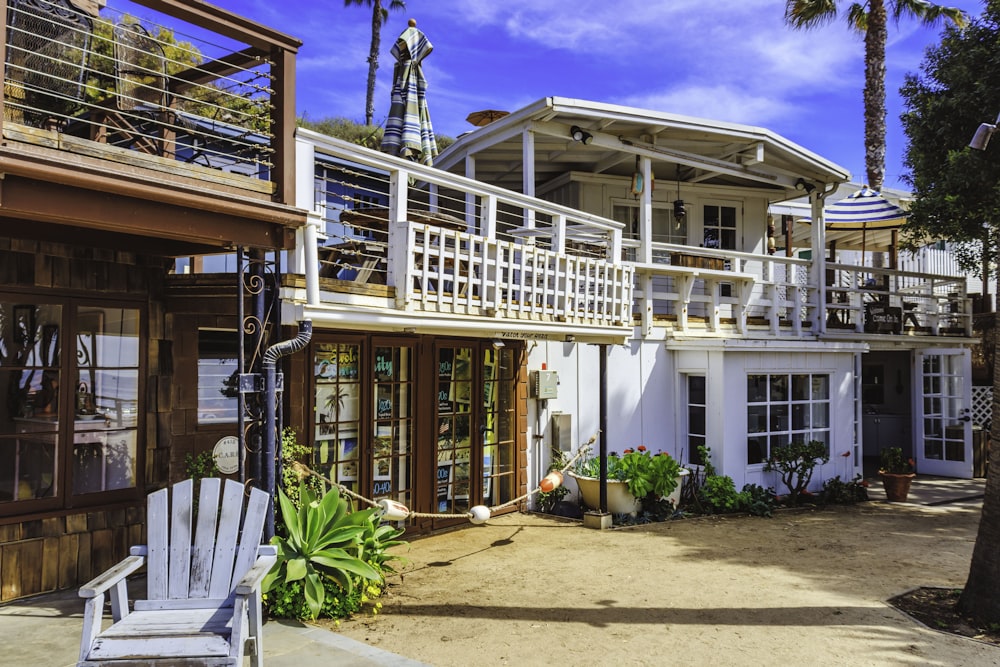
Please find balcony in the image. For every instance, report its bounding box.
[290,132,973,343]
[1,0,297,204]
[291,131,634,340]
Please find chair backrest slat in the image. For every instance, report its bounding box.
[231,487,269,588]
[167,478,193,599]
[145,486,169,600]
[208,480,245,598]
[189,477,221,598]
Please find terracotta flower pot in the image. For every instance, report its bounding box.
[880,471,915,502]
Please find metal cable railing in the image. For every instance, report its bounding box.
[4,1,275,180]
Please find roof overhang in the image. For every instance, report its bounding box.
[436,96,851,195]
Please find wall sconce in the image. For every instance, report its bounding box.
[794,178,816,194]
[970,112,1000,150]
[564,334,576,343]
[491,338,506,348]
[570,125,593,145]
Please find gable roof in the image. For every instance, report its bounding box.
[436,97,851,194]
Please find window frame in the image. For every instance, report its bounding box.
[746,372,831,468]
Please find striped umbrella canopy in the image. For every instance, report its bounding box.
[380,20,438,166]
[798,186,908,256]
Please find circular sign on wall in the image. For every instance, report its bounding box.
[212,435,240,475]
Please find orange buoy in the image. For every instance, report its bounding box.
[539,470,564,493]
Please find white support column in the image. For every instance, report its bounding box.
[465,155,477,233]
[638,156,653,263]
[522,128,536,241]
[303,213,323,306]
[552,214,566,254]
[809,188,827,334]
[482,194,497,239]
[387,169,412,306]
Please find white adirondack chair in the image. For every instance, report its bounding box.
[77,478,277,666]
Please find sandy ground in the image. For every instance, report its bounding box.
[329,501,1000,667]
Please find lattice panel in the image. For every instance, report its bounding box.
[972,385,992,428]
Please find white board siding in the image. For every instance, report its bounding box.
[527,335,860,498]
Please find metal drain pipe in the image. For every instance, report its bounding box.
[262,320,312,540]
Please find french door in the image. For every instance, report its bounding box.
[914,349,973,478]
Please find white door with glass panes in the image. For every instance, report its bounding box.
[913,349,973,478]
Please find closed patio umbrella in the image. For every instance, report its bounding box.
[380,19,437,166]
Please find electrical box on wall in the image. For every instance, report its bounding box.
[531,369,559,399]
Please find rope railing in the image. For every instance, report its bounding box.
[288,433,598,525]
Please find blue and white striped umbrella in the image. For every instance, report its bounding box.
[380,21,438,166]
[817,186,908,230]
[798,186,908,255]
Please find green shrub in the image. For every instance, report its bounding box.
[738,483,777,517]
[263,484,381,620]
[821,475,870,504]
[764,440,830,505]
[700,474,741,513]
[280,428,326,510]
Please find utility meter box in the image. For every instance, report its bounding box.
[531,370,559,399]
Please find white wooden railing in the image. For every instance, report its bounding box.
[631,244,816,336]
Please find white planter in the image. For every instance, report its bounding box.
[568,468,691,516]
[568,471,641,515]
[663,468,691,508]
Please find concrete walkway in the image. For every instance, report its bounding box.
[0,475,986,666]
[0,584,427,667]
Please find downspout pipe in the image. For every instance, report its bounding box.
[262,319,313,540]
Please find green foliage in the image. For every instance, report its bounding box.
[263,484,381,620]
[184,450,219,481]
[879,447,915,474]
[821,475,870,504]
[738,483,777,517]
[280,428,325,510]
[265,577,386,622]
[537,448,571,513]
[574,446,682,501]
[298,115,455,152]
[764,440,830,505]
[699,474,741,513]
[359,515,408,577]
[901,5,1000,278]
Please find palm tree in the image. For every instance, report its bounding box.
[784,0,965,192]
[345,0,407,126]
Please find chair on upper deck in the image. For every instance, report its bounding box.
[76,478,276,666]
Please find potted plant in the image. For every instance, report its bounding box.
[567,445,689,516]
[878,447,915,502]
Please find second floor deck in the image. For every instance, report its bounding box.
[287,132,973,344]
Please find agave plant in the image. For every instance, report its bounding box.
[263,483,381,619]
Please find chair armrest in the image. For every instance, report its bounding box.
[78,555,145,598]
[234,554,277,596]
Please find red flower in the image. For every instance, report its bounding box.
[638,445,647,452]
[623,448,634,454]
[841,451,851,457]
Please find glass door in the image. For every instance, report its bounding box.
[434,345,473,516]
[371,343,413,509]
[914,349,973,478]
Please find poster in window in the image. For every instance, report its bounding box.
[338,438,358,481]
[374,348,394,381]
[482,445,496,497]
[436,460,452,507]
[374,457,391,480]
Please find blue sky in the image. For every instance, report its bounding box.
[206,0,985,191]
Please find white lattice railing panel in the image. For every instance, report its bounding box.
[972,385,992,427]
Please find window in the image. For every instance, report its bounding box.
[0,298,143,513]
[703,203,737,250]
[687,375,707,466]
[197,330,239,424]
[747,373,830,465]
[313,342,362,491]
[612,202,687,245]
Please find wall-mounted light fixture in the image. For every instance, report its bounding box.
[794,178,816,195]
[570,125,593,145]
[970,113,1000,150]
[491,338,506,348]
